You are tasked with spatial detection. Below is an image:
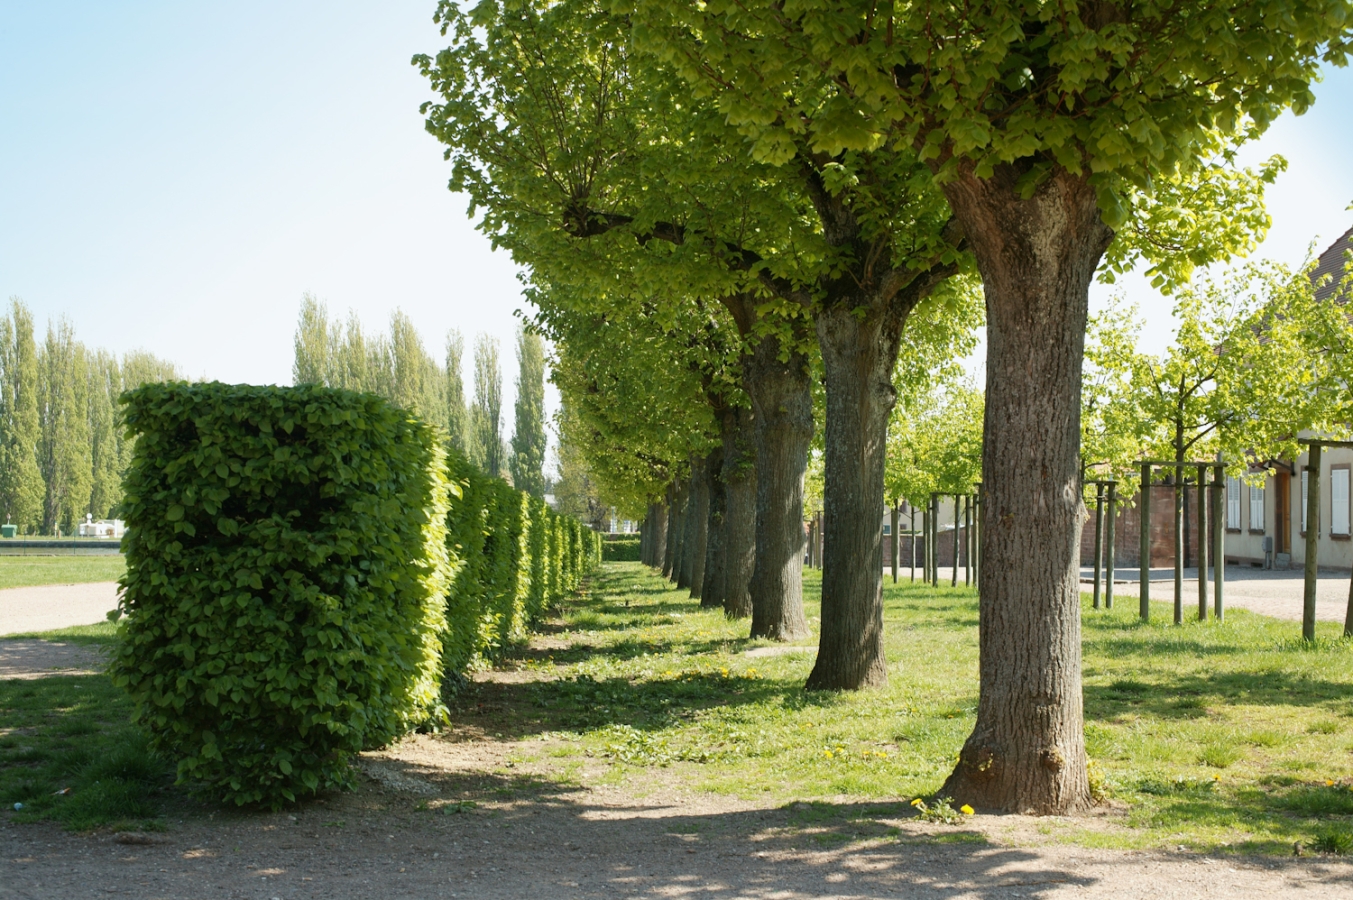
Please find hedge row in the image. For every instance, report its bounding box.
[602,536,641,562]
[440,446,601,676]
[110,383,599,808]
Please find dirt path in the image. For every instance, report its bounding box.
[0,639,104,680]
[3,771,1352,899]
[0,582,120,637]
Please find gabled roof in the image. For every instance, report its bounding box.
[1313,225,1353,303]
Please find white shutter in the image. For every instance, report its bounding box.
[1249,484,1265,532]
[1333,469,1350,536]
[1226,477,1241,529]
[1302,470,1310,533]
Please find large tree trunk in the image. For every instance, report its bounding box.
[938,165,1112,815]
[743,334,811,640]
[702,442,727,608]
[722,406,757,619]
[805,301,907,690]
[668,479,687,583]
[647,502,667,568]
[682,456,710,595]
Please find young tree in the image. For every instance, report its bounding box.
[0,300,44,531]
[472,334,505,477]
[510,326,548,498]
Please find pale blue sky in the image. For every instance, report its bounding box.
[3,3,1352,396]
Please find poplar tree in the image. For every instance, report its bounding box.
[0,300,44,531]
[509,326,548,498]
[471,334,504,477]
[445,330,469,453]
[293,294,333,386]
[38,320,93,534]
[87,350,121,518]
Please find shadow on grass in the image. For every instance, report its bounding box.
[1085,667,1353,721]
[0,672,174,830]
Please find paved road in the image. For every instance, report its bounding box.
[892,565,1352,624]
[0,581,120,637]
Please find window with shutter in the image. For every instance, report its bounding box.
[1226,477,1241,529]
[1333,468,1350,536]
[1249,483,1265,533]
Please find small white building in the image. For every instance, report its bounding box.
[77,515,125,539]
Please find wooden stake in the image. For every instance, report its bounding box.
[1304,444,1322,642]
[1211,465,1224,622]
[1105,481,1117,610]
[1140,462,1151,622]
[1198,465,1208,622]
[1092,482,1105,610]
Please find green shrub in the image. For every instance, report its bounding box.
[439,451,597,679]
[603,538,641,562]
[111,382,451,808]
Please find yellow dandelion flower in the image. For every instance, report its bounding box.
[721,667,729,676]
[1327,780,1336,787]
[960,804,974,815]
[910,798,924,807]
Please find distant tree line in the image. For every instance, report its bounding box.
[291,295,547,495]
[0,298,181,534]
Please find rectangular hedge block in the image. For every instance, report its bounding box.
[110,382,451,808]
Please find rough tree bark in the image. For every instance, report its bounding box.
[742,333,812,640]
[720,406,757,618]
[938,164,1113,815]
[701,440,727,608]
[662,483,677,577]
[647,501,667,568]
[668,479,687,583]
[806,300,911,690]
[683,456,710,596]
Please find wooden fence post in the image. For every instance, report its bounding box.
[1197,464,1209,622]
[1092,481,1105,610]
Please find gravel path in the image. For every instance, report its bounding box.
[3,778,1353,899]
[0,640,104,680]
[0,582,120,637]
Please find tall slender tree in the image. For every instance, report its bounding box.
[0,300,44,531]
[445,330,469,453]
[87,350,121,518]
[293,294,333,386]
[471,334,504,477]
[38,320,92,534]
[509,326,548,497]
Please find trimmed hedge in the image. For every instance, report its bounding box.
[110,383,600,809]
[441,448,601,677]
[603,537,641,561]
[111,383,451,807]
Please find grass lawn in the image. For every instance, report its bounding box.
[0,621,171,831]
[0,556,125,590]
[458,561,1353,854]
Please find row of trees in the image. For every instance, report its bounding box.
[0,299,179,534]
[416,0,1351,813]
[292,296,548,496]
[883,245,1353,522]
